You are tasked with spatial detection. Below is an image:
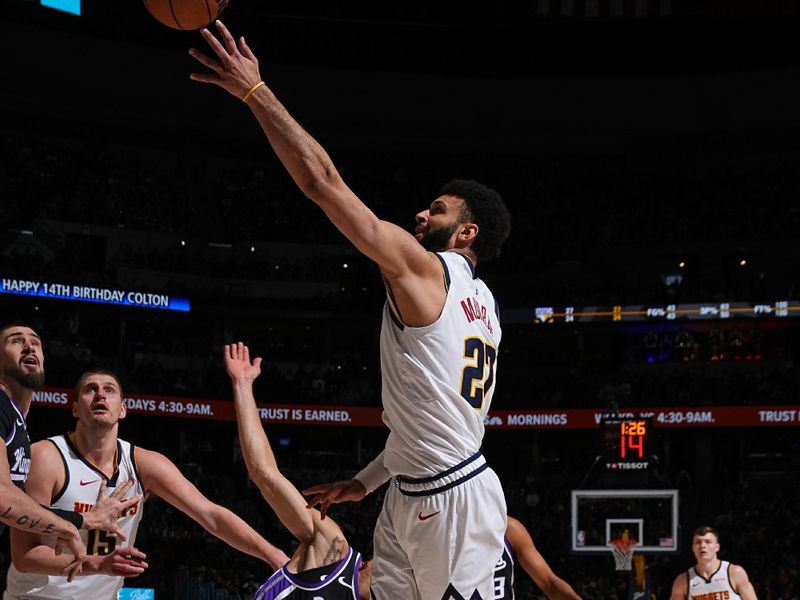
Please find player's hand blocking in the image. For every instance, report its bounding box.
[101,547,149,577]
[55,524,86,582]
[303,479,367,520]
[189,21,263,100]
[82,479,141,540]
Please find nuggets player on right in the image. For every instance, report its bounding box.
[189,21,511,600]
[669,526,758,600]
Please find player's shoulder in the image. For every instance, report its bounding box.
[671,569,689,592]
[727,562,750,582]
[126,445,176,488]
[0,391,21,435]
[29,438,67,481]
[130,445,170,468]
[31,437,62,456]
[0,388,15,415]
[438,251,476,277]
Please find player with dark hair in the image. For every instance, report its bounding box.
[0,322,141,583]
[5,367,287,600]
[668,526,757,600]
[189,22,511,600]
[224,342,370,600]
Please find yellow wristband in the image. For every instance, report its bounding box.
[242,81,265,103]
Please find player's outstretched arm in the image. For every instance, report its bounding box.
[303,450,390,519]
[134,446,289,571]
[0,440,86,581]
[12,526,148,580]
[506,517,582,600]
[224,343,347,553]
[730,564,758,600]
[668,572,688,600]
[188,22,442,286]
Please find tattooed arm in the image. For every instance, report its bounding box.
[10,440,146,579]
[0,439,86,579]
[225,343,348,568]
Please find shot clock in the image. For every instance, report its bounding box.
[619,420,647,459]
[601,414,654,470]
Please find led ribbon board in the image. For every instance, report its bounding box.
[118,589,155,600]
[41,0,81,15]
[1,278,190,312]
[524,300,799,323]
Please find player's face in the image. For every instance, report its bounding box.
[73,374,127,428]
[692,533,720,562]
[0,326,45,390]
[414,195,466,252]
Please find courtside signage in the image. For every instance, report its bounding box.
[0,278,190,312]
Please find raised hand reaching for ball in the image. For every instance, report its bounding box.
[189,21,264,103]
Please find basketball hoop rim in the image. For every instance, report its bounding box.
[609,539,638,571]
[608,538,639,552]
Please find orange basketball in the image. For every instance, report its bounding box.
[143,0,229,31]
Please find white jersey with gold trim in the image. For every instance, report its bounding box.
[687,561,742,600]
[5,434,145,600]
[380,250,502,477]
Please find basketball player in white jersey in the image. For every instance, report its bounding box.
[0,322,148,582]
[5,368,288,600]
[224,342,370,600]
[668,526,757,600]
[189,22,511,599]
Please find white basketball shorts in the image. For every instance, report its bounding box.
[370,452,507,600]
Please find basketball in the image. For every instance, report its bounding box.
[143,0,229,31]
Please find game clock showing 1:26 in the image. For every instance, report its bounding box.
[602,417,651,461]
[619,420,646,459]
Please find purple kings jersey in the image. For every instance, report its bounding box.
[252,546,361,600]
[493,538,515,599]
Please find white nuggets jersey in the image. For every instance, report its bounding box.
[380,251,502,477]
[687,561,742,600]
[5,434,145,600]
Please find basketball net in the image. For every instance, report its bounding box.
[609,538,638,571]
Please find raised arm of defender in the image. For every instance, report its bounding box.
[189,22,450,326]
[224,342,347,562]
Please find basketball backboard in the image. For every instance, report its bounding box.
[571,489,678,553]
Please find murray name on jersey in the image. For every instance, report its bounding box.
[460,294,495,335]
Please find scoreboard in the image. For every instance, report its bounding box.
[504,300,800,324]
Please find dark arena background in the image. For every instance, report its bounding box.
[2,1,800,598]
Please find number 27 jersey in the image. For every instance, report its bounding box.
[380,251,502,478]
